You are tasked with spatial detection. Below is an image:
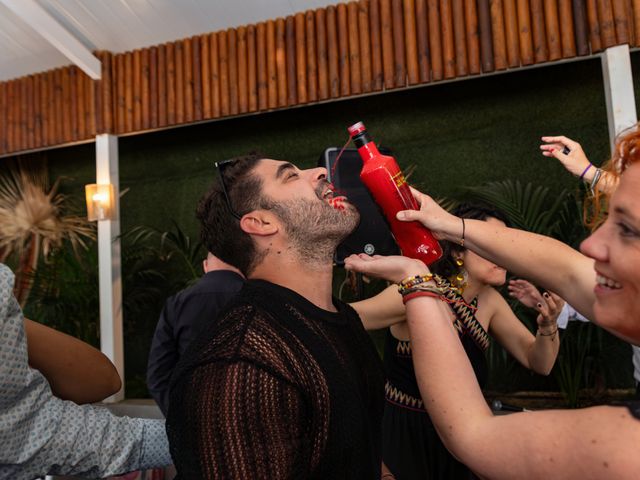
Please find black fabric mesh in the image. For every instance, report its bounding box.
[166,280,385,479]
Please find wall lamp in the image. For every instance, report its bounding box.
[85,183,115,221]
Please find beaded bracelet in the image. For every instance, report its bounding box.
[400,283,445,297]
[402,290,444,304]
[398,273,434,289]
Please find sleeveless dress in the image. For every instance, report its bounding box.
[382,295,490,480]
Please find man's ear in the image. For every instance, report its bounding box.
[239,210,279,236]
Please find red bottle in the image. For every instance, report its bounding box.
[347,121,443,265]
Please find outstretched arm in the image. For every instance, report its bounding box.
[345,254,640,479]
[396,188,596,322]
[350,284,406,331]
[25,318,121,403]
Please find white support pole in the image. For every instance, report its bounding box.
[96,134,124,403]
[601,44,638,151]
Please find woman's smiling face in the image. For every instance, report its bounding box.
[580,162,640,343]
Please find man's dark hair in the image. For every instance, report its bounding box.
[196,153,265,276]
[430,202,511,278]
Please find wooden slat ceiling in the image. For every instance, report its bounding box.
[0,0,343,81]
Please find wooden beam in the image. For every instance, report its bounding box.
[0,0,102,79]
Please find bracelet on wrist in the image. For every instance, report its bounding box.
[538,327,558,337]
[579,163,593,180]
[398,273,433,290]
[589,168,602,194]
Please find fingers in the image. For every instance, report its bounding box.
[539,143,565,158]
[509,278,535,290]
[541,135,579,150]
[536,291,565,325]
[542,291,565,319]
[408,185,426,205]
[397,209,421,222]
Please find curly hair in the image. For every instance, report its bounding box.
[430,203,510,279]
[586,124,640,229]
[196,152,267,276]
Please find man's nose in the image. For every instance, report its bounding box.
[306,167,327,182]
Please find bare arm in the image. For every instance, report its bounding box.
[481,287,560,376]
[25,319,121,403]
[398,188,597,322]
[345,254,640,479]
[540,135,619,194]
[350,284,406,331]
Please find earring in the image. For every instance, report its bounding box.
[450,257,467,293]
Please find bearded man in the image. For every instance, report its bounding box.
[166,153,387,479]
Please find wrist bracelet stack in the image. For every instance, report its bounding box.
[398,274,452,305]
[589,167,603,194]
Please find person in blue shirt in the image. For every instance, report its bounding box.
[0,263,171,480]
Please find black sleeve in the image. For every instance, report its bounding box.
[169,359,309,479]
[146,298,178,416]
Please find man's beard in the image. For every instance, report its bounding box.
[265,188,360,265]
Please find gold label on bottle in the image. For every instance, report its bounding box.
[392,171,406,188]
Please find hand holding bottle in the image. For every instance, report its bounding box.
[394,186,464,244]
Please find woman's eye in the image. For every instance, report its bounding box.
[618,222,639,237]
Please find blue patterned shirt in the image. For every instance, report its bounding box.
[0,264,172,480]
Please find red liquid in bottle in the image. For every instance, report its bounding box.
[347,121,443,265]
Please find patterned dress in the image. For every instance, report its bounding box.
[382,290,489,480]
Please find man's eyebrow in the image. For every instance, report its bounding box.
[276,162,296,179]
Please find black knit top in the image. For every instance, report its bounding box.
[166,279,385,479]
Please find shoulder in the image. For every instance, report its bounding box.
[476,287,505,316]
[172,272,242,300]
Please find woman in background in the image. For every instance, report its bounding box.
[381,203,563,480]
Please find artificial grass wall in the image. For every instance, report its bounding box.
[49,55,617,238]
[41,53,638,394]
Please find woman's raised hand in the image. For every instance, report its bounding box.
[534,291,565,330]
[540,135,591,178]
[508,279,544,309]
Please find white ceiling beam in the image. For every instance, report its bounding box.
[0,0,101,79]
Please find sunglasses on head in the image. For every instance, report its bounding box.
[214,159,242,221]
